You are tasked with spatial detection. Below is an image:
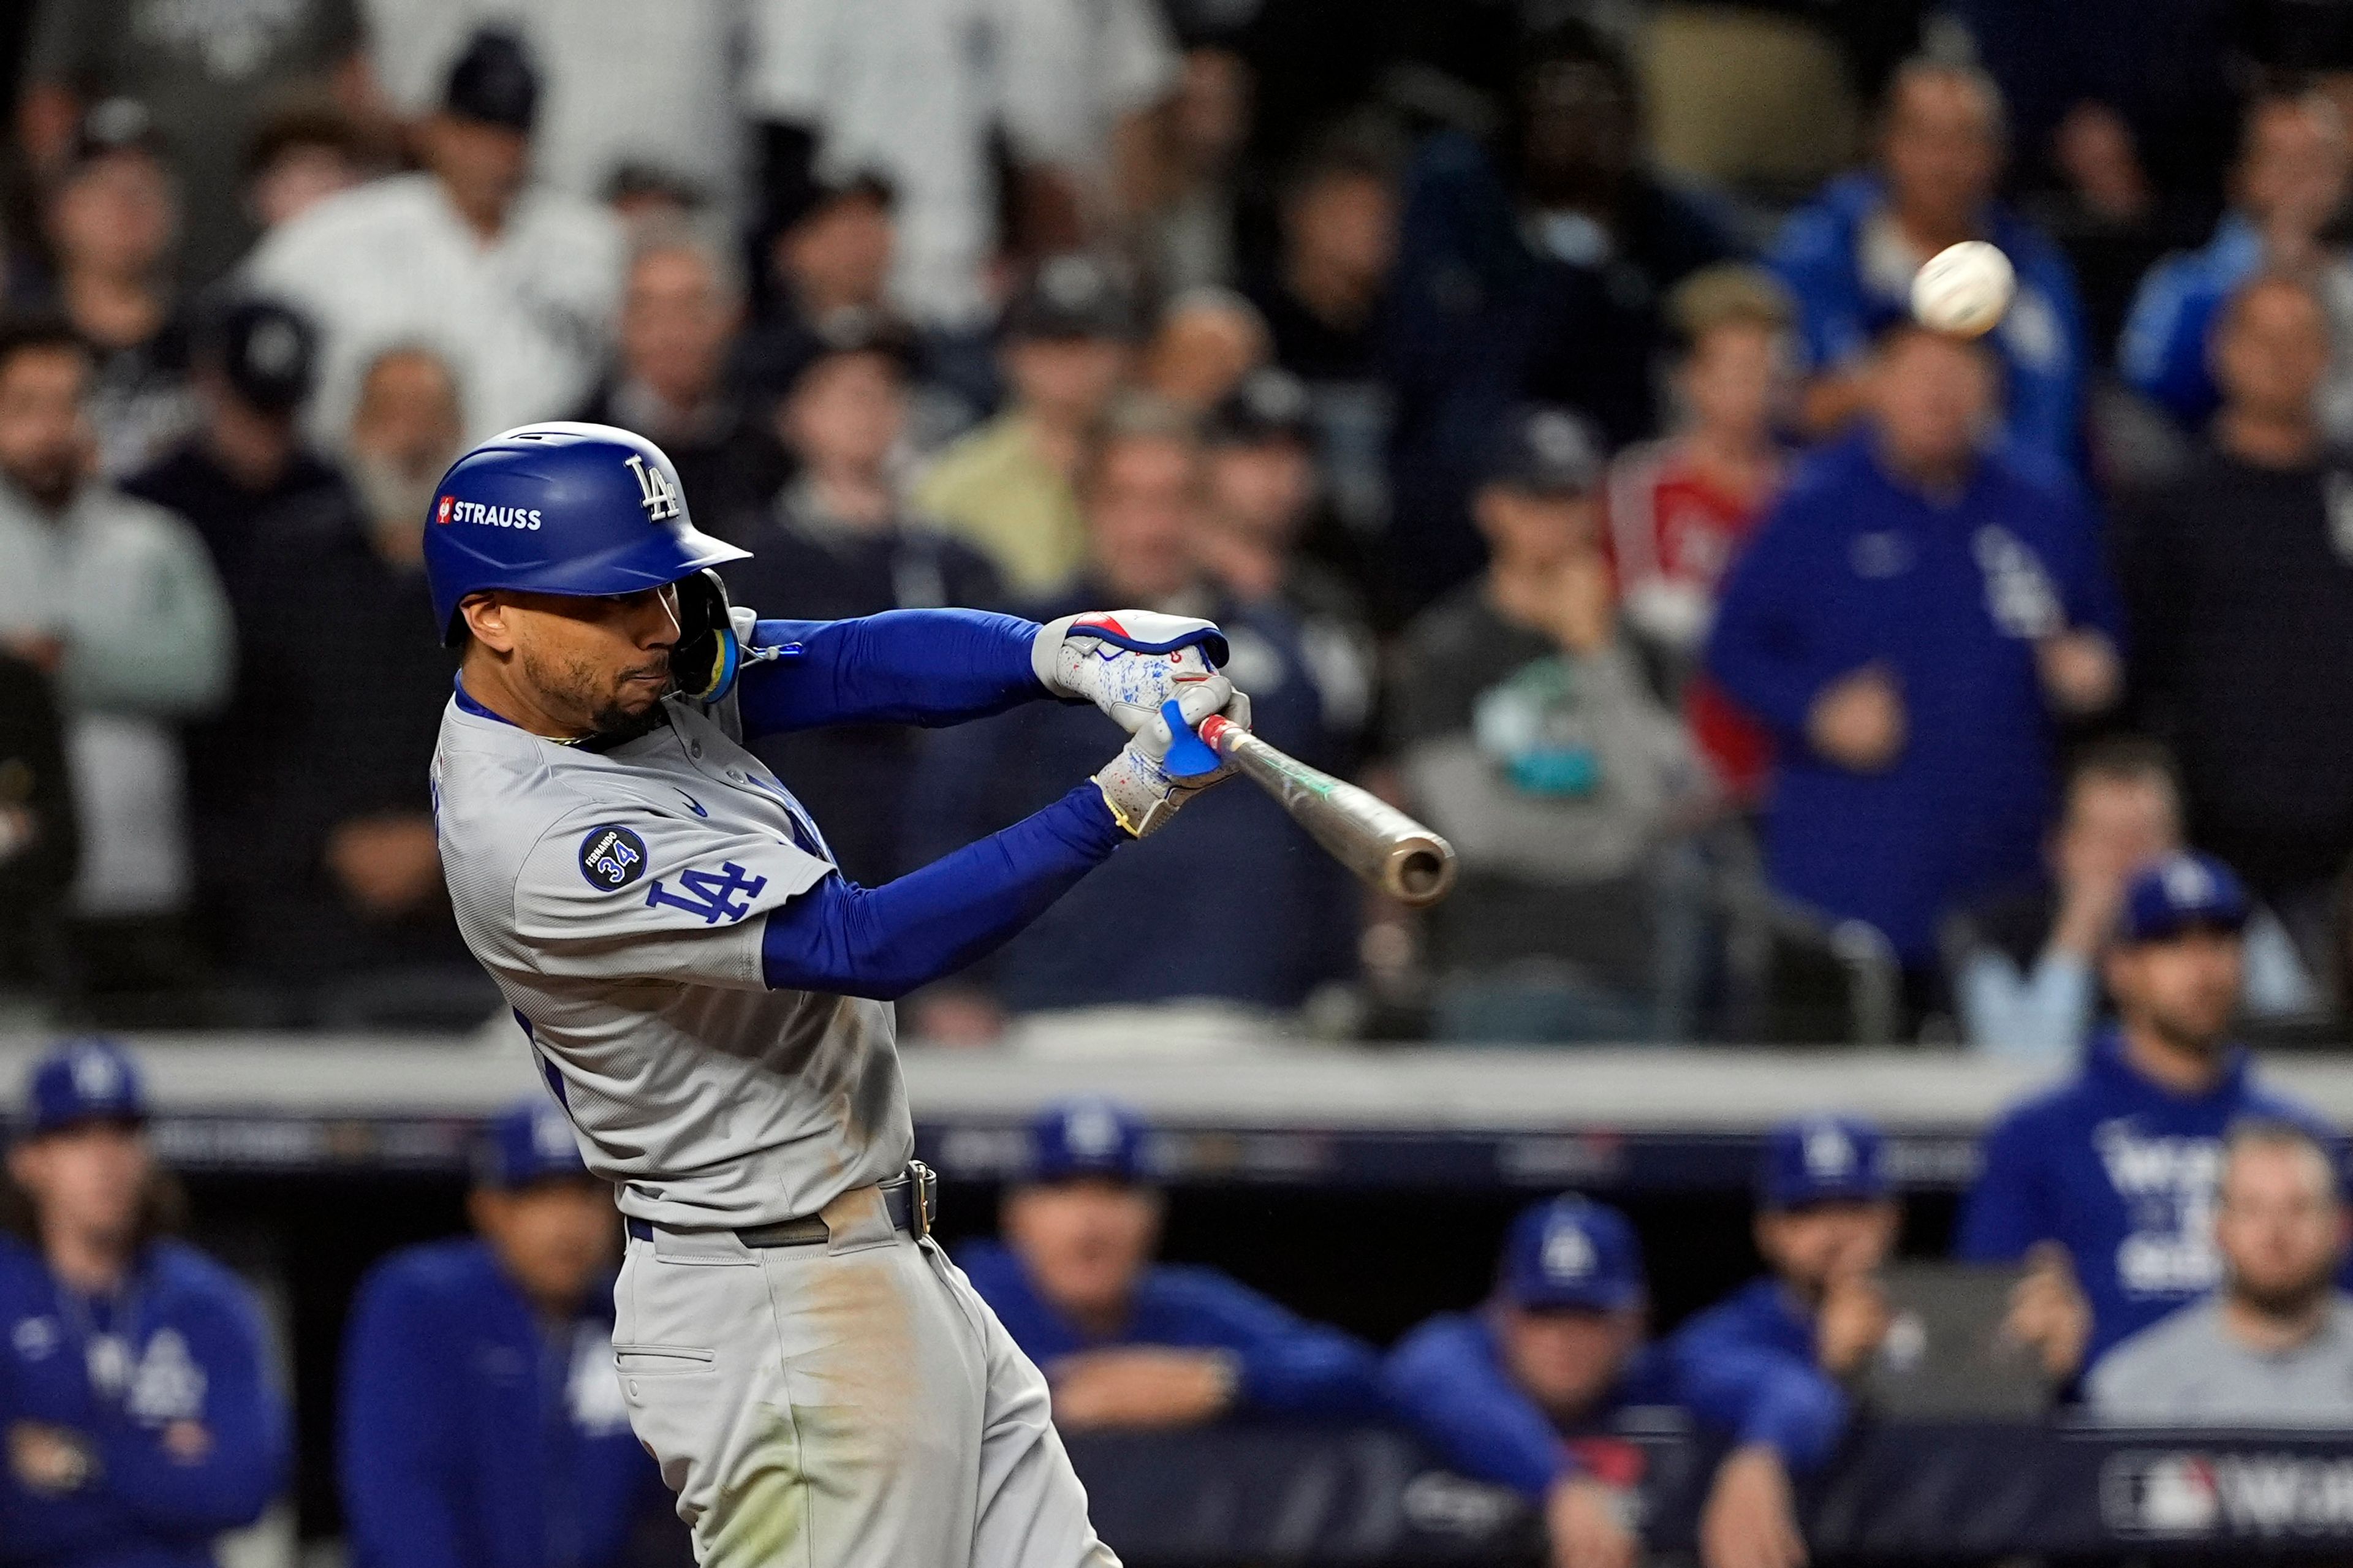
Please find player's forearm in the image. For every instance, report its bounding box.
[760,783,1123,999]
[734,610,1047,738]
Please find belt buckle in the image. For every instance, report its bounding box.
[907,1160,936,1240]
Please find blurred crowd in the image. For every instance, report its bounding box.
[9,0,2353,1047]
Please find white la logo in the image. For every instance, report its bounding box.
[623,453,682,522]
[1543,1224,1595,1281]
[1804,1125,1854,1178]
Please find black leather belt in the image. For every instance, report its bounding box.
[626,1162,936,1248]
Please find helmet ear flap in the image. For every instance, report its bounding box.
[670,569,740,702]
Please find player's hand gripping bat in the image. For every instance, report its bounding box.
[1156,702,1457,907]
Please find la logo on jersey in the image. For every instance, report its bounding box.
[645,862,768,924]
[624,453,683,522]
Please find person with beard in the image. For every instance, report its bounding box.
[206,344,488,1023]
[0,317,230,1008]
[2090,1119,2353,1419]
[1960,852,2347,1365]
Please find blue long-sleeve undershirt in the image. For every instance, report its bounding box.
[760,782,1124,998]
[736,610,1047,737]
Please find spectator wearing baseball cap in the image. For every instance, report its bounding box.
[1,1039,289,1562]
[1668,1117,1911,1479]
[914,254,1139,594]
[124,297,340,593]
[1391,406,1707,1042]
[244,27,626,448]
[1960,850,2349,1366]
[339,1097,674,1568]
[1386,1194,1840,1568]
[956,1098,1385,1431]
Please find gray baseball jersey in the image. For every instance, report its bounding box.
[432,690,912,1230]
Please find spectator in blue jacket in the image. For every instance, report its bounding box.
[1387,1195,1839,1568]
[1768,60,2089,471]
[2118,89,2353,443]
[1959,852,2345,1367]
[957,1098,1385,1430]
[0,1039,287,1567]
[1705,323,2121,1001]
[338,1099,669,1568]
[903,396,1359,1040]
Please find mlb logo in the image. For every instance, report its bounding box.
[436,495,455,526]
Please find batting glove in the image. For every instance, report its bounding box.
[1035,610,1237,735]
[1093,681,1252,838]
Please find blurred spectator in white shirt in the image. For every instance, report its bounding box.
[1946,737,2316,1060]
[0,319,231,978]
[360,0,743,223]
[742,0,996,331]
[244,29,626,447]
[34,100,197,480]
[18,0,373,285]
[987,0,1183,254]
[1150,44,1252,295]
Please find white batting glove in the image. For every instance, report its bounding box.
[1093,681,1251,838]
[1035,610,1238,734]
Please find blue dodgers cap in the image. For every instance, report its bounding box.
[423,421,749,643]
[1029,1097,1151,1183]
[2120,852,2250,946]
[476,1099,589,1189]
[1758,1115,1891,1210]
[1497,1195,1645,1312]
[24,1038,147,1135]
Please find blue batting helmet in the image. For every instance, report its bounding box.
[422,422,749,643]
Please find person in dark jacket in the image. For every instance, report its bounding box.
[1383,19,1744,611]
[719,327,1004,885]
[121,297,341,597]
[1958,851,2341,1366]
[1705,324,2121,1001]
[0,652,77,994]
[208,343,487,1022]
[572,224,788,548]
[339,1099,672,1568]
[2120,270,2353,955]
[903,395,1358,1038]
[958,1099,1385,1430]
[1386,1194,1838,1568]
[0,1039,287,1567]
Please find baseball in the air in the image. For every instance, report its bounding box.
[1911,240,2015,338]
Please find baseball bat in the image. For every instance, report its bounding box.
[1195,713,1458,907]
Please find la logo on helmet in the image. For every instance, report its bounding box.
[624,453,683,522]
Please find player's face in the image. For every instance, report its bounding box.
[1003,1179,1162,1325]
[471,1177,617,1313]
[2105,925,2245,1055]
[1495,1303,1642,1422]
[464,585,683,738]
[2217,1141,2347,1315]
[1754,1199,1898,1298]
[7,1120,151,1251]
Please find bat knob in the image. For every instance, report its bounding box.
[1159,698,1224,780]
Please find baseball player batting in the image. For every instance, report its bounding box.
[422,422,1251,1567]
